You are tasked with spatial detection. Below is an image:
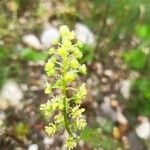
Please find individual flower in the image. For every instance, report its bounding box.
[48,48,55,55]
[70,58,79,69]
[54,113,64,124]
[76,118,87,130]
[45,84,52,94]
[79,64,86,74]
[76,41,83,49]
[40,101,53,117]
[74,83,87,104]
[58,47,68,57]
[52,39,59,45]
[66,136,77,150]
[45,123,57,136]
[72,47,83,59]
[63,40,72,50]
[60,25,75,40]
[60,25,70,37]
[64,71,77,83]
[51,96,64,110]
[71,106,85,119]
[44,58,56,77]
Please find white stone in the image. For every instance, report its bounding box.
[74,23,95,46]
[116,110,128,124]
[22,34,42,50]
[28,144,38,150]
[40,25,60,49]
[120,80,131,99]
[104,69,113,78]
[101,97,128,124]
[100,97,116,121]
[43,136,54,145]
[0,80,23,108]
[135,119,150,140]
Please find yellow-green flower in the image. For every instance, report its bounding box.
[48,48,55,55]
[45,84,52,94]
[79,64,86,74]
[40,101,53,117]
[45,123,57,136]
[76,118,87,130]
[54,113,64,124]
[40,25,87,149]
[74,83,87,104]
[64,71,77,82]
[71,106,85,119]
[73,47,83,59]
[70,58,79,69]
[63,40,72,50]
[60,25,70,36]
[76,41,83,48]
[66,137,77,150]
[58,47,68,57]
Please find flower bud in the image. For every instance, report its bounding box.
[71,106,85,119]
[54,114,64,124]
[52,39,59,45]
[76,118,87,130]
[60,25,70,36]
[64,71,76,82]
[66,137,77,150]
[79,64,86,74]
[76,41,83,48]
[45,123,57,136]
[45,84,52,94]
[58,47,68,57]
[63,40,72,50]
[73,47,83,59]
[48,48,55,55]
[70,58,79,69]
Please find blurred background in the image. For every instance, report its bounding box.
[0,0,150,149]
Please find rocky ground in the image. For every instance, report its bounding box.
[0,0,150,150]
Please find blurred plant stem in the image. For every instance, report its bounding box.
[95,0,110,60]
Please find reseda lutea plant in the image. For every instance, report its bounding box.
[40,25,87,149]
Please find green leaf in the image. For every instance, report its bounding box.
[135,24,150,39]
[21,48,48,61]
[127,79,150,117]
[123,49,147,70]
[15,122,29,136]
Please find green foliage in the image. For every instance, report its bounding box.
[124,46,150,117]
[80,45,95,63]
[15,122,29,136]
[21,48,48,61]
[123,48,148,70]
[135,24,150,40]
[133,79,150,100]
[0,66,9,89]
[80,127,100,147]
[0,46,17,89]
[127,79,150,117]
[40,25,87,149]
[81,121,121,149]
[83,0,142,58]
[0,46,11,61]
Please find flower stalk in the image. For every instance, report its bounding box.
[40,25,87,149]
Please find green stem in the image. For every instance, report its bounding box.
[63,86,73,137]
[62,59,73,137]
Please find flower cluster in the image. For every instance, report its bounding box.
[40,25,87,149]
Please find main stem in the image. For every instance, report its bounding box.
[63,86,73,137]
[62,58,73,137]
